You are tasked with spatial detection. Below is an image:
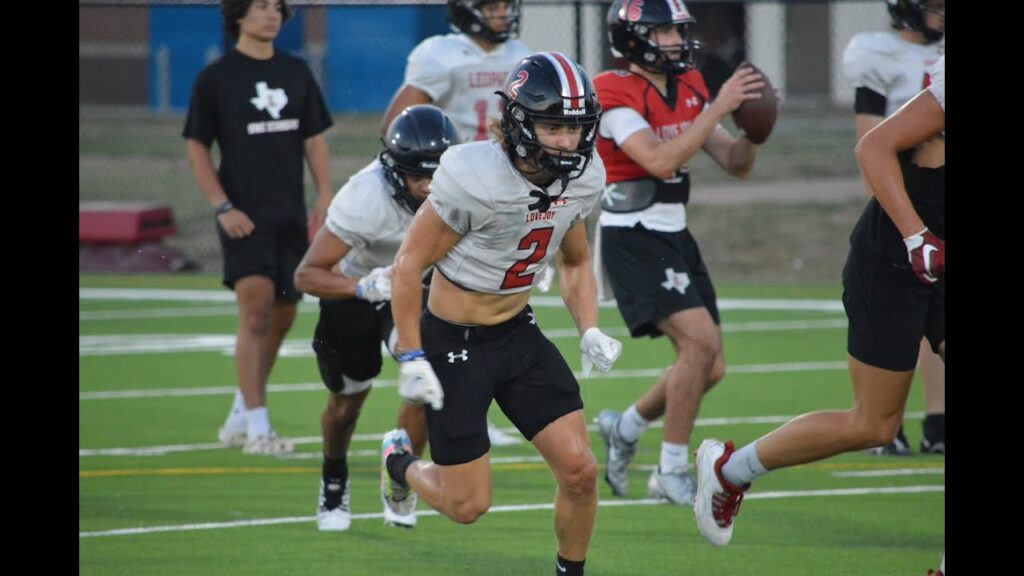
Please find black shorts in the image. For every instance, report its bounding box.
[601,224,720,338]
[421,305,583,466]
[312,298,394,393]
[842,242,945,372]
[217,220,308,303]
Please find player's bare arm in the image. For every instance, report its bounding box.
[293,227,356,299]
[855,88,944,239]
[380,85,434,137]
[391,201,462,352]
[185,138,255,239]
[303,133,333,226]
[556,223,599,335]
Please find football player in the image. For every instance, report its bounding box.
[381,53,622,576]
[591,0,764,506]
[695,56,945,551]
[843,0,945,457]
[293,105,459,531]
[381,0,534,442]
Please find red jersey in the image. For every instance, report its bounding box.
[594,69,710,183]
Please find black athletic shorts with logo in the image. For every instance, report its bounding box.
[601,224,720,338]
[217,219,308,303]
[842,239,945,372]
[312,298,395,393]
[421,305,582,466]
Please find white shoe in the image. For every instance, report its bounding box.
[316,478,351,532]
[595,409,636,496]
[384,492,418,528]
[217,426,247,448]
[380,429,417,528]
[242,431,294,455]
[647,466,697,506]
[694,439,749,547]
[487,420,522,446]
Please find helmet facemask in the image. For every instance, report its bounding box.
[503,99,600,184]
[887,0,944,43]
[379,150,437,215]
[609,0,703,76]
[448,0,522,44]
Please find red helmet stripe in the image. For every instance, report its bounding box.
[546,52,584,110]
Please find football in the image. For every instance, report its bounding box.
[731,62,778,145]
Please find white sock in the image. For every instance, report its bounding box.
[246,407,271,438]
[659,442,688,473]
[721,441,768,487]
[939,554,944,574]
[223,389,247,430]
[616,405,651,443]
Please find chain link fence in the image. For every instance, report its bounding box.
[80,0,893,281]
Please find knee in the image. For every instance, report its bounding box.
[326,394,362,428]
[676,335,721,376]
[558,452,598,500]
[275,306,297,333]
[706,358,726,389]
[850,409,902,449]
[449,498,490,525]
[239,308,272,334]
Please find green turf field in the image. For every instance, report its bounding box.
[79,275,944,575]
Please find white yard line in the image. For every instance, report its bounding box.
[80,287,845,312]
[78,484,943,538]
[79,410,926,457]
[79,359,849,401]
[832,468,944,478]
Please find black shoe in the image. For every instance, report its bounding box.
[867,426,913,456]
[920,435,945,454]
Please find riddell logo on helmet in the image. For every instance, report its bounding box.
[562,108,586,116]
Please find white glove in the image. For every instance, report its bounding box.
[398,357,444,411]
[579,327,622,377]
[355,266,392,302]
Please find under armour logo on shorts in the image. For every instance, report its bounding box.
[448,349,469,363]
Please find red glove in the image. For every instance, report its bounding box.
[903,228,944,285]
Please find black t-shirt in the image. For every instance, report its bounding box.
[183,49,333,229]
[850,151,945,267]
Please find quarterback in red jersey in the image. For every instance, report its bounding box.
[592,0,766,507]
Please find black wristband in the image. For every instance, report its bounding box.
[214,200,234,215]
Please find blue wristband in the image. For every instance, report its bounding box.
[397,349,425,362]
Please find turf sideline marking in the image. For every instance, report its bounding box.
[78,485,943,538]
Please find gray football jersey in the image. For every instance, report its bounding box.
[404,34,531,142]
[429,141,604,295]
[928,56,944,112]
[325,160,412,279]
[843,32,944,117]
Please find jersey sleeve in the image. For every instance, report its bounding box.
[427,149,493,236]
[182,66,218,145]
[325,179,381,250]
[598,106,651,144]
[404,37,451,101]
[843,34,892,97]
[927,56,945,111]
[594,72,643,114]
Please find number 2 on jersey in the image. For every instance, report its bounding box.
[501,227,554,289]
